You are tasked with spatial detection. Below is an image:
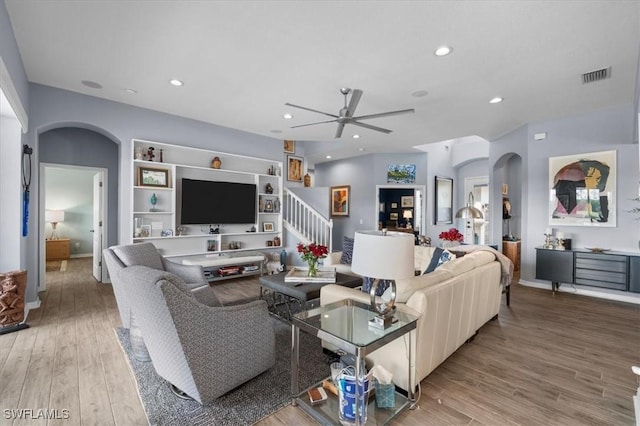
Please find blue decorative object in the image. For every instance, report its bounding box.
[340,236,354,264]
[279,249,287,271]
[150,193,158,212]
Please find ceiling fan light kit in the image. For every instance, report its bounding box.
[285,88,415,138]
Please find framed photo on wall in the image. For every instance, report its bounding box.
[284,140,295,154]
[401,196,414,208]
[435,176,453,224]
[330,185,350,217]
[287,155,303,182]
[548,150,616,227]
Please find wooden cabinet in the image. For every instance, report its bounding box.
[46,238,70,261]
[502,241,521,272]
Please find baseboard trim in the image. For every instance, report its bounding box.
[519,279,640,305]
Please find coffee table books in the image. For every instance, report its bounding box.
[284,267,336,283]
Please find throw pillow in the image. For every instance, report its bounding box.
[361,277,392,296]
[423,248,457,274]
[423,247,444,274]
[340,236,354,264]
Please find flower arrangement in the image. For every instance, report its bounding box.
[439,227,464,242]
[297,242,329,277]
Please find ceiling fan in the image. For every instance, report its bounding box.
[285,88,415,138]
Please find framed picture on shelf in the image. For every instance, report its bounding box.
[284,140,295,154]
[330,185,350,217]
[390,202,398,209]
[138,167,169,187]
[287,155,303,182]
[435,176,453,224]
[263,222,275,232]
[401,196,414,208]
[390,212,399,220]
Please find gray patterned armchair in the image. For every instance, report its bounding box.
[118,265,275,404]
[104,242,214,329]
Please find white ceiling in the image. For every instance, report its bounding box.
[5,1,640,165]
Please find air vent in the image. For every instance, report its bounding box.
[582,67,611,84]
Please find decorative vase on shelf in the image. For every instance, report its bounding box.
[149,193,158,212]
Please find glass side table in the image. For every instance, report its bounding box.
[291,299,418,425]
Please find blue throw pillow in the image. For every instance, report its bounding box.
[423,247,444,274]
[340,236,354,264]
[361,277,392,296]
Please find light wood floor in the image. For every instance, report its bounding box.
[1,258,638,425]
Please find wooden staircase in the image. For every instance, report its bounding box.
[282,188,333,252]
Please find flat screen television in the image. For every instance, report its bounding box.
[180,178,257,225]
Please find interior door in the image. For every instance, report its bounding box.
[92,172,103,281]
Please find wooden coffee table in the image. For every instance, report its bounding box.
[259,271,362,320]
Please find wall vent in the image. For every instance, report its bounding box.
[582,67,611,84]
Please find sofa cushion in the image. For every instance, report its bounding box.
[437,255,476,276]
[395,269,454,303]
[340,236,354,264]
[414,246,436,272]
[112,242,164,270]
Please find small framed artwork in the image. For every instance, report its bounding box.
[390,212,399,220]
[401,196,414,208]
[287,155,303,182]
[138,167,169,187]
[390,202,398,209]
[435,176,453,225]
[330,185,350,217]
[207,240,217,251]
[263,222,275,232]
[387,164,416,184]
[284,140,295,154]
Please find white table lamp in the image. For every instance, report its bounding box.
[351,230,414,328]
[45,210,65,240]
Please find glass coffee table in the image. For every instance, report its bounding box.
[291,299,418,425]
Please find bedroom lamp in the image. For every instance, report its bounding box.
[351,230,414,329]
[45,210,65,240]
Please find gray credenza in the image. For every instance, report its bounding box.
[535,248,640,293]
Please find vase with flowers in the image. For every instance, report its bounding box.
[297,242,328,277]
[439,227,464,248]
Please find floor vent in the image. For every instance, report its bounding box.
[582,67,611,84]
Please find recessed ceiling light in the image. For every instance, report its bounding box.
[326,155,332,159]
[411,90,428,98]
[358,147,365,152]
[81,80,102,89]
[124,88,137,94]
[353,134,360,139]
[489,97,504,104]
[169,79,184,87]
[434,46,452,56]
[283,113,293,119]
[270,129,283,134]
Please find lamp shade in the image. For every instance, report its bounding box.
[45,210,65,223]
[351,231,414,280]
[455,192,483,219]
[403,210,413,219]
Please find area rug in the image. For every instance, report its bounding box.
[116,317,331,425]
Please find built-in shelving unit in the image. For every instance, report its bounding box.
[130,139,283,263]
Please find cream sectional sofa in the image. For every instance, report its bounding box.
[320,246,506,392]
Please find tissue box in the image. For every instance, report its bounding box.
[374,379,395,409]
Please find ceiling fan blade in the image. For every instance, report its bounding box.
[285,102,338,118]
[352,108,415,121]
[348,120,393,134]
[335,123,346,138]
[346,89,362,117]
[290,119,337,129]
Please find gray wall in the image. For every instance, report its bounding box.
[315,152,429,250]
[40,128,119,252]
